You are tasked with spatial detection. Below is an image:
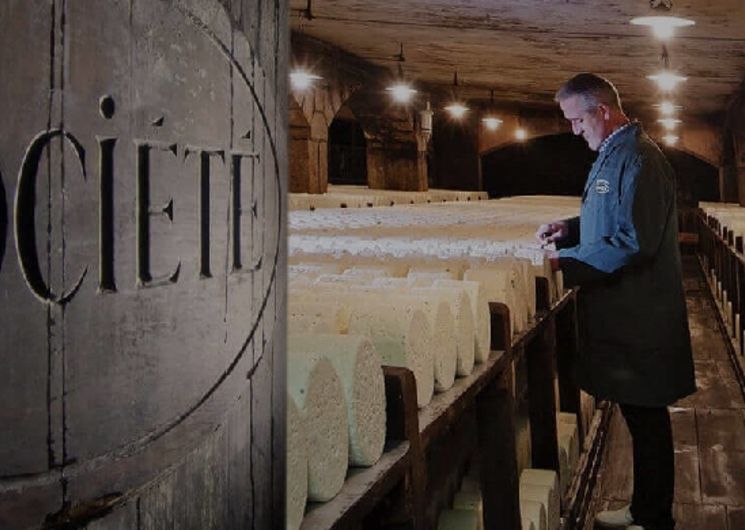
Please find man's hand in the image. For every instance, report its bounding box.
[535,220,569,246]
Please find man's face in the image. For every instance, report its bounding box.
[559,94,608,151]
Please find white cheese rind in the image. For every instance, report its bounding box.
[288,333,386,466]
[286,395,308,530]
[348,304,434,407]
[520,499,547,530]
[287,352,348,501]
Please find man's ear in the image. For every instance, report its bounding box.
[598,103,611,120]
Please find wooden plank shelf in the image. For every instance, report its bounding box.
[301,441,411,530]
[297,276,608,530]
[419,350,509,449]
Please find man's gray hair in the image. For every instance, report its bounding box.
[555,73,623,112]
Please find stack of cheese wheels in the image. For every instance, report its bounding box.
[373,277,475,376]
[287,349,348,502]
[402,274,489,364]
[557,413,580,478]
[520,500,546,530]
[522,518,537,530]
[410,284,475,376]
[464,265,524,335]
[348,302,434,406]
[289,334,386,467]
[288,301,346,334]
[286,395,308,530]
[304,278,457,394]
[433,278,490,362]
[437,509,480,530]
[520,469,560,530]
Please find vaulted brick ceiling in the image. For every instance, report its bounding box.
[289,0,745,123]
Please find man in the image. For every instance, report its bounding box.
[537,73,695,530]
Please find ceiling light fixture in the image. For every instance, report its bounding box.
[630,16,695,40]
[657,100,680,115]
[386,44,418,104]
[481,89,503,131]
[290,69,322,91]
[445,71,469,119]
[662,134,679,145]
[657,118,682,130]
[482,117,503,131]
[515,128,527,141]
[647,71,687,91]
[386,83,417,104]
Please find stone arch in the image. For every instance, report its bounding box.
[288,79,358,193]
[328,104,368,186]
[344,89,423,191]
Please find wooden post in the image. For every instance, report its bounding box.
[555,296,583,442]
[526,317,560,472]
[476,366,521,530]
[382,367,426,530]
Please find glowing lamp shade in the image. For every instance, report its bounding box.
[658,101,677,115]
[481,116,503,131]
[290,70,322,91]
[657,118,682,130]
[647,71,687,91]
[630,16,695,40]
[662,134,679,145]
[515,128,527,141]
[445,103,469,119]
[385,83,418,104]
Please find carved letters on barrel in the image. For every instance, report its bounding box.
[0,0,285,528]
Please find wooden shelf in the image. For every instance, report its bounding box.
[297,278,606,530]
[301,441,411,530]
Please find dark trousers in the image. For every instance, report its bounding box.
[619,403,676,530]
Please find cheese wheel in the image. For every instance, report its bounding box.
[437,509,479,530]
[558,422,579,475]
[519,482,558,530]
[521,469,560,530]
[558,444,570,495]
[412,286,475,376]
[346,286,456,392]
[288,333,386,466]
[521,517,537,530]
[348,304,434,407]
[287,352,348,501]
[520,499,546,530]
[433,279,490,363]
[286,395,308,530]
[288,301,345,334]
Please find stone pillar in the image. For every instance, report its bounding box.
[0,1,286,528]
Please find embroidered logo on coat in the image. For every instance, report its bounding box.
[595,179,611,194]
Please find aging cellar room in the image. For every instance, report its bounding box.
[2,1,745,529]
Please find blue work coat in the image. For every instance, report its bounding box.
[557,123,695,407]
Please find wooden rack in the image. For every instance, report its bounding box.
[696,211,745,393]
[301,279,610,530]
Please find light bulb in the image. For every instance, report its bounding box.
[658,101,676,115]
[515,128,527,141]
[290,70,322,91]
[386,83,417,104]
[630,16,695,41]
[445,103,469,119]
[657,118,682,130]
[481,117,503,131]
[647,71,687,91]
[662,134,679,145]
